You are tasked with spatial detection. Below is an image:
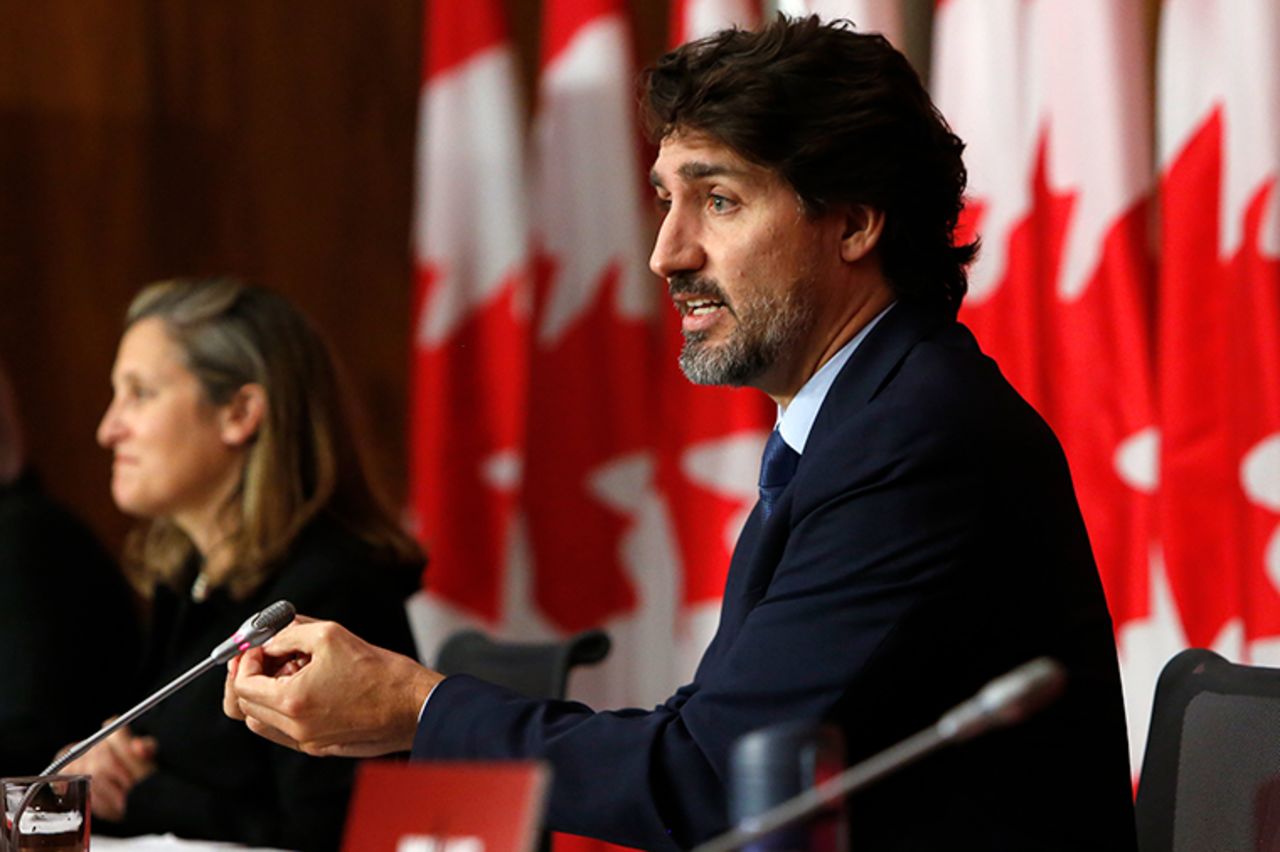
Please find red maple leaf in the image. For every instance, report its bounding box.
[1160,108,1280,646]
[410,263,527,622]
[521,252,654,632]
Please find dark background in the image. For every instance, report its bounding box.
[0,1,674,555]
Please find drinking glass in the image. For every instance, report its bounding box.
[1,775,89,851]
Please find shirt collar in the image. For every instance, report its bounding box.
[777,302,895,454]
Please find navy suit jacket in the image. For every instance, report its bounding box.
[413,303,1137,850]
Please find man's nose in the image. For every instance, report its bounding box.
[650,210,704,280]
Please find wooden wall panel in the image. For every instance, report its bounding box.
[0,1,427,553]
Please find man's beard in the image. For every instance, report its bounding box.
[671,275,815,387]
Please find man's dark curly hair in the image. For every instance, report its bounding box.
[641,14,977,317]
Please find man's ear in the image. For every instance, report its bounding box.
[840,204,885,263]
[219,384,266,447]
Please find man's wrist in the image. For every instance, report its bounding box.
[401,660,446,745]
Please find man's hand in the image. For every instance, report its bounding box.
[223,618,443,758]
[57,724,156,822]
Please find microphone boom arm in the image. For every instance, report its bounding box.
[697,724,944,852]
[40,599,296,776]
[693,657,1066,852]
[42,656,218,776]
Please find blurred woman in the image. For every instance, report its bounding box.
[64,278,423,851]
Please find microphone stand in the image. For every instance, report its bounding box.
[8,661,224,849]
[8,601,296,849]
[698,724,945,852]
[42,656,218,777]
[694,657,1066,852]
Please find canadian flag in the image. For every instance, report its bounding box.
[1157,0,1280,672]
[407,3,673,846]
[407,0,531,654]
[519,0,664,714]
[932,0,1159,772]
[774,0,904,46]
[530,6,663,852]
[670,0,760,45]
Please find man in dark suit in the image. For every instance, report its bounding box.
[225,16,1136,850]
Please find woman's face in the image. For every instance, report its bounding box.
[97,317,248,531]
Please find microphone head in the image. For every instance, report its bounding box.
[937,657,1066,742]
[981,657,1066,728]
[253,600,297,634]
[209,600,297,664]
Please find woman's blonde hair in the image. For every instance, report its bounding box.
[122,277,421,598]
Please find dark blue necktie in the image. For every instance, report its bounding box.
[758,428,800,519]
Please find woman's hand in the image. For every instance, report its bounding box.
[57,723,157,822]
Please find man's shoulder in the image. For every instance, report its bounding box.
[797,316,1065,501]
[822,316,1035,437]
[885,321,1030,421]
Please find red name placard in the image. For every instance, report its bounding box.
[342,761,550,852]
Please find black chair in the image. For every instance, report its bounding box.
[433,628,612,852]
[434,627,612,701]
[1135,648,1280,851]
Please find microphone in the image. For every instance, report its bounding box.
[935,656,1064,742]
[729,722,845,851]
[41,599,296,776]
[695,657,1067,852]
[209,599,299,664]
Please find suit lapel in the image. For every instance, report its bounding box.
[805,302,949,459]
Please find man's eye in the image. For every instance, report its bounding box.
[709,194,736,213]
[654,196,672,213]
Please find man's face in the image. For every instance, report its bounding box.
[648,132,845,395]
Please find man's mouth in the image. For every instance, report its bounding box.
[683,297,726,317]
[677,295,732,335]
[669,275,733,333]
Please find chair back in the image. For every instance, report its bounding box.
[1135,648,1280,851]
[434,628,611,700]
